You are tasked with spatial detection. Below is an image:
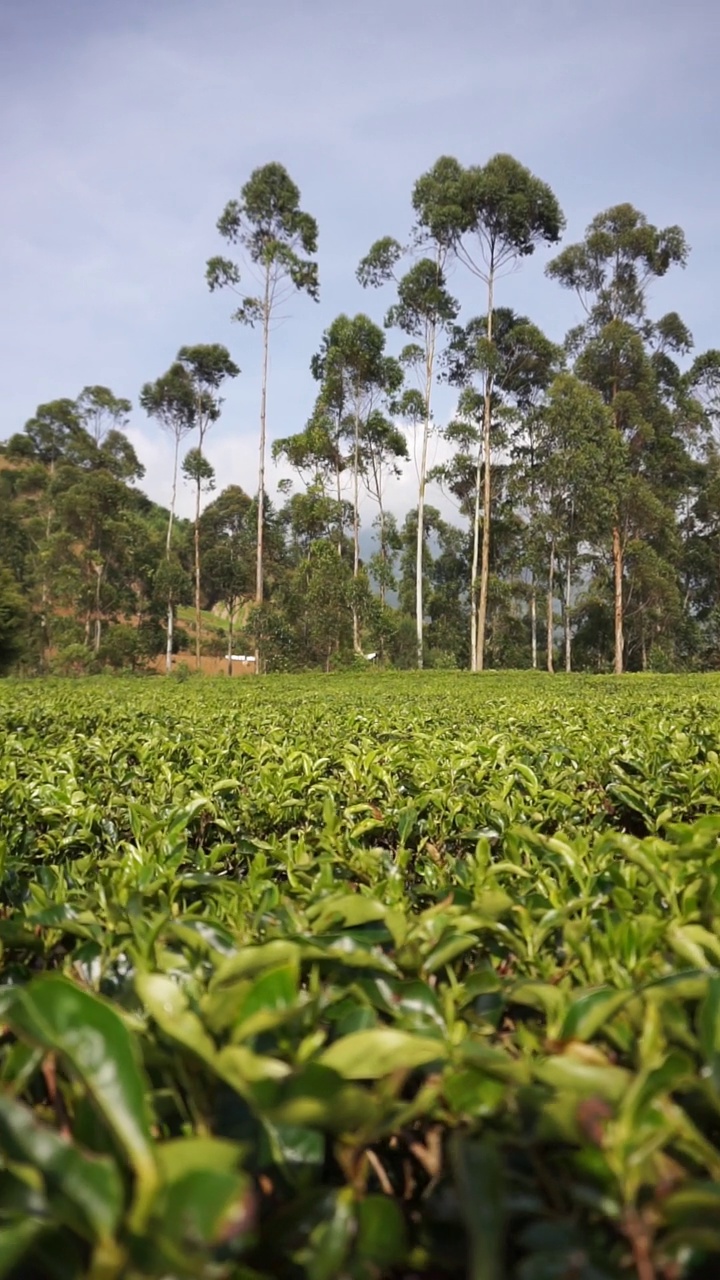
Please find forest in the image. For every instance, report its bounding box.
[2,154,720,678]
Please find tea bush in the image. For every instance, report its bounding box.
[1,671,720,1278]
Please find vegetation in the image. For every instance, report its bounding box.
[2,158,720,676]
[1,672,720,1277]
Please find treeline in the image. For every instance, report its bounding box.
[2,155,720,676]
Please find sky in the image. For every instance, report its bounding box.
[1,0,719,523]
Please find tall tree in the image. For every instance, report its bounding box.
[140,364,198,672]
[201,486,254,674]
[538,374,617,673]
[6,400,95,660]
[207,163,319,665]
[547,203,688,672]
[413,154,564,669]
[76,386,131,446]
[358,228,457,669]
[311,315,402,650]
[272,410,349,553]
[360,410,408,606]
[176,344,239,669]
[445,309,561,669]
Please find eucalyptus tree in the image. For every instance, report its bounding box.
[538,374,617,672]
[547,203,689,672]
[76,386,131,447]
[59,446,144,654]
[413,153,564,668]
[140,363,197,671]
[272,409,349,552]
[175,344,239,668]
[444,308,561,669]
[360,410,408,605]
[358,224,457,669]
[687,349,720,434]
[200,486,254,675]
[311,315,402,650]
[6,400,96,659]
[207,163,319,636]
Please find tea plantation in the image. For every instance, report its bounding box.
[2,671,720,1279]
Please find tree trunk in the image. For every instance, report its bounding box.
[352,409,361,653]
[378,502,386,610]
[547,539,555,675]
[564,552,572,674]
[530,582,537,670]
[194,473,201,671]
[165,434,180,674]
[470,441,482,672]
[40,459,55,666]
[255,270,271,674]
[415,421,429,671]
[227,607,234,678]
[476,271,495,672]
[613,524,624,674]
[166,601,174,674]
[416,320,436,672]
[336,460,343,556]
[93,562,103,656]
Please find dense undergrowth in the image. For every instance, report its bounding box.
[2,672,720,1278]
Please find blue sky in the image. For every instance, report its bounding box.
[1,0,718,521]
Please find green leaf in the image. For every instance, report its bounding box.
[310,894,387,931]
[307,1187,355,1280]
[136,972,216,1062]
[0,1219,46,1277]
[560,987,632,1042]
[451,1134,504,1280]
[4,975,157,1227]
[698,973,720,1062]
[317,1028,446,1079]
[534,1053,631,1101]
[356,1195,407,1267]
[0,1092,123,1242]
[233,965,298,1036]
[155,1137,253,1251]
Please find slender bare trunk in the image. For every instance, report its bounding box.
[166,602,174,674]
[530,582,537,670]
[640,625,647,672]
[613,524,623,674]
[564,553,572,673]
[165,434,180,674]
[610,386,624,676]
[227,607,233,678]
[194,472,201,671]
[255,270,271,675]
[415,443,427,671]
[352,409,361,652]
[379,502,386,609]
[93,564,102,655]
[416,321,436,671]
[470,441,482,672]
[40,459,55,664]
[547,539,555,675]
[336,460,343,555]
[476,271,495,672]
